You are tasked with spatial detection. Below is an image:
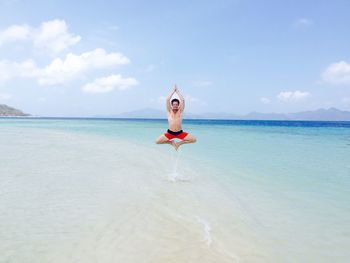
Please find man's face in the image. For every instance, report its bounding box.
[172,101,179,110]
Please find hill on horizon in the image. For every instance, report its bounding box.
[0,104,30,117]
[95,107,350,121]
[2,104,350,121]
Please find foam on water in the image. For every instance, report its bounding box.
[196,216,212,247]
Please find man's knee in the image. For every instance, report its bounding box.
[155,136,168,144]
[186,136,196,143]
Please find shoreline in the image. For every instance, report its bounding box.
[1,116,350,127]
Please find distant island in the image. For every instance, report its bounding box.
[0,104,30,117]
[95,107,350,121]
[2,104,350,121]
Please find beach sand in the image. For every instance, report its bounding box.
[0,127,268,262]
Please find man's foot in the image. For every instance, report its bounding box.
[170,140,177,150]
[174,141,180,151]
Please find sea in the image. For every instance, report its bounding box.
[0,117,349,263]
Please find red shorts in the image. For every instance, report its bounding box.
[164,129,188,140]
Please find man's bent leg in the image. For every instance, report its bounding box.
[175,134,196,150]
[155,134,176,149]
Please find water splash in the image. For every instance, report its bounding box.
[168,149,181,182]
[166,147,191,182]
[196,216,212,247]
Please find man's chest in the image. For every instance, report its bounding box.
[168,113,182,121]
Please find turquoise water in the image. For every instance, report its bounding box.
[1,118,349,262]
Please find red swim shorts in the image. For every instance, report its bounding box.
[164,129,188,140]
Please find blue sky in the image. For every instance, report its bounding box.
[0,0,350,116]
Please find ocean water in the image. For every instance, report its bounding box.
[0,117,349,262]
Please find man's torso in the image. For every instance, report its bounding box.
[167,111,183,131]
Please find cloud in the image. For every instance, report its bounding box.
[39,48,130,85]
[0,48,131,86]
[322,61,350,85]
[0,59,40,84]
[33,19,81,54]
[81,74,138,93]
[0,19,80,54]
[260,97,271,104]
[277,90,311,102]
[0,24,31,45]
[293,18,313,29]
[192,80,213,87]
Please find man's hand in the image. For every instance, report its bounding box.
[173,84,178,92]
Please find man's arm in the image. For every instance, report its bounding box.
[166,85,177,112]
[176,88,185,112]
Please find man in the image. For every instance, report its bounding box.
[155,84,196,150]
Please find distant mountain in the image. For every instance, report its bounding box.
[105,107,350,121]
[236,111,284,120]
[286,107,350,121]
[0,104,30,117]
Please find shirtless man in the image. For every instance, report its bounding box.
[155,85,196,150]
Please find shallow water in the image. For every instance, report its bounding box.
[1,118,349,262]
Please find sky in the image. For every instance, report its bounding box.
[0,0,350,117]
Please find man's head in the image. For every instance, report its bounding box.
[171,98,180,111]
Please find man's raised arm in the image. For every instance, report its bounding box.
[166,85,176,112]
[176,88,185,112]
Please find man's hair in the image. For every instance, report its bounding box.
[171,98,180,105]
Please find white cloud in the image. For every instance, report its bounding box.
[0,24,31,45]
[260,97,271,104]
[0,93,12,100]
[82,74,138,93]
[33,19,81,54]
[0,59,40,84]
[277,90,311,102]
[322,61,350,85]
[39,48,130,85]
[18,59,42,78]
[0,19,80,54]
[0,48,131,86]
[193,80,213,87]
[293,18,313,29]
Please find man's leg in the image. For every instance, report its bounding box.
[174,134,196,150]
[155,134,176,149]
